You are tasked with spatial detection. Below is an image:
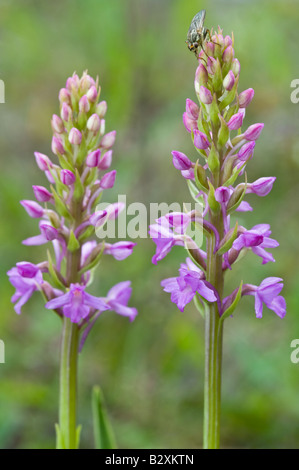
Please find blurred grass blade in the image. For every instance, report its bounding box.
[92,385,117,449]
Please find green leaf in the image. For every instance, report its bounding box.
[187,180,200,203]
[227,173,248,214]
[209,94,220,128]
[220,281,243,322]
[92,386,117,450]
[51,185,71,219]
[207,180,221,214]
[76,425,82,449]
[207,142,220,173]
[193,293,205,319]
[212,58,222,93]
[55,423,65,449]
[194,160,208,192]
[223,161,246,187]
[67,230,80,252]
[218,115,229,148]
[219,76,239,111]
[78,242,105,276]
[217,222,238,255]
[47,250,66,289]
[73,169,84,201]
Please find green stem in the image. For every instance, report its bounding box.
[58,317,79,449]
[57,199,82,449]
[203,213,224,449]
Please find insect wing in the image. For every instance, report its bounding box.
[190,9,206,34]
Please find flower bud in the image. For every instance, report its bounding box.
[32,185,53,203]
[89,210,108,226]
[199,86,213,105]
[96,101,107,118]
[224,35,232,48]
[86,149,101,168]
[61,169,76,185]
[215,186,232,204]
[244,123,264,141]
[171,151,193,171]
[227,111,244,130]
[238,141,256,161]
[98,150,112,170]
[61,102,72,121]
[46,170,55,184]
[51,114,64,134]
[34,152,53,171]
[231,58,241,77]
[195,64,208,92]
[100,170,116,189]
[183,112,197,133]
[20,200,44,218]
[106,202,125,219]
[40,224,59,241]
[87,113,101,133]
[100,119,106,134]
[58,88,71,104]
[193,130,210,150]
[186,99,199,120]
[79,95,90,113]
[206,57,217,75]
[239,88,255,108]
[100,130,116,149]
[86,85,98,102]
[181,169,195,180]
[247,177,276,197]
[51,136,65,155]
[80,73,95,92]
[69,127,82,145]
[16,262,39,278]
[222,45,234,64]
[223,71,235,91]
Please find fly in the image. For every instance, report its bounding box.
[186,10,214,59]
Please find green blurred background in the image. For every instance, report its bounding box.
[0,0,299,449]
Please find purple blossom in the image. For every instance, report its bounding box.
[161,259,217,312]
[149,222,185,264]
[7,262,43,314]
[233,224,279,264]
[104,241,136,260]
[22,222,61,246]
[45,284,109,323]
[245,278,286,319]
[105,281,137,321]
